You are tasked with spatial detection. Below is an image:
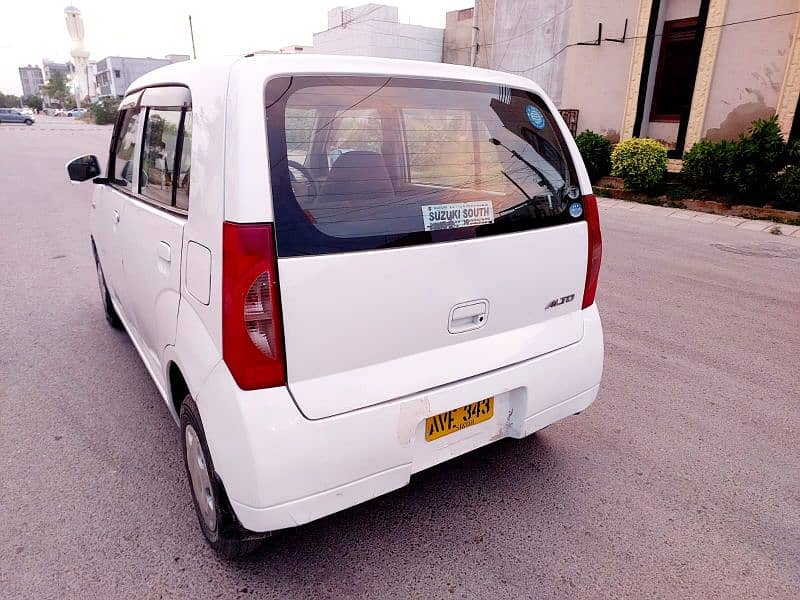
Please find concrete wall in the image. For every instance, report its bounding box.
[703,0,797,141]
[442,1,494,68]
[443,7,473,66]
[477,0,495,69]
[313,4,443,62]
[491,0,572,106]
[560,0,640,140]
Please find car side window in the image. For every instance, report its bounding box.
[112,109,140,187]
[140,108,182,206]
[174,111,192,211]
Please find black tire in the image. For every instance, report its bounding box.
[24,119,33,126]
[93,251,123,329]
[180,396,267,559]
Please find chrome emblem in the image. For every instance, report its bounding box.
[545,294,575,310]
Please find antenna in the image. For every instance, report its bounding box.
[189,15,197,59]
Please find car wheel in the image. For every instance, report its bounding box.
[24,119,33,126]
[93,254,123,329]
[180,396,268,559]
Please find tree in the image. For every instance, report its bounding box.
[88,96,121,125]
[40,72,71,108]
[0,92,21,108]
[23,95,43,111]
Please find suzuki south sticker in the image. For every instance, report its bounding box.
[421,201,495,231]
[526,105,546,129]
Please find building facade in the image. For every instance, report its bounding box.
[312,4,444,63]
[18,65,44,98]
[95,55,190,97]
[446,0,800,155]
[42,59,71,83]
[442,4,494,68]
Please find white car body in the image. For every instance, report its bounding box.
[76,55,603,546]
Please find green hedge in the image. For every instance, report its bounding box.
[776,165,800,211]
[611,138,668,191]
[729,117,787,204]
[88,97,121,125]
[576,130,612,183]
[681,139,736,194]
[681,116,797,208]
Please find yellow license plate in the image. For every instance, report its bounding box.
[425,397,494,442]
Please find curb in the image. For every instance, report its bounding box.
[596,197,800,237]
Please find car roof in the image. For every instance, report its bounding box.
[126,54,545,98]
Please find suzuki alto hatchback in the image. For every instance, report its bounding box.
[67,54,603,558]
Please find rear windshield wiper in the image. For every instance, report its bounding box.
[489,137,557,195]
[498,192,554,217]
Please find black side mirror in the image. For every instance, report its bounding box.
[66,154,101,183]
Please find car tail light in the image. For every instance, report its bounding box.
[222,221,286,390]
[582,194,602,309]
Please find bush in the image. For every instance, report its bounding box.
[681,139,736,193]
[775,165,800,211]
[728,116,787,205]
[88,97,121,125]
[611,138,668,191]
[576,130,612,182]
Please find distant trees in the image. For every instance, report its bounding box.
[0,91,21,108]
[88,96,121,125]
[40,72,71,108]
[23,95,43,111]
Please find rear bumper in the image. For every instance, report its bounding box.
[195,305,604,533]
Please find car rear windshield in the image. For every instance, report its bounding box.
[265,76,581,257]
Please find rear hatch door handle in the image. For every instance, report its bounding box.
[448,300,489,334]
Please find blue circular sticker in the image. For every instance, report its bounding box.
[569,202,583,218]
[526,105,546,129]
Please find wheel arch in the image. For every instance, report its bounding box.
[168,360,190,417]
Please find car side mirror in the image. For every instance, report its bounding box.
[66,154,102,183]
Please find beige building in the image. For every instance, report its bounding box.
[445,0,800,156]
[313,4,444,63]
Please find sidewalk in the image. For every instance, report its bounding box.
[596,196,800,237]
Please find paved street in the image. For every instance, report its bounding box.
[1,118,799,599]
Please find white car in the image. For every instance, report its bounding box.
[66,55,604,558]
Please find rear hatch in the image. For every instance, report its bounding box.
[265,75,591,419]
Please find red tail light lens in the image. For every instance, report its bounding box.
[222,222,286,390]
[582,194,602,309]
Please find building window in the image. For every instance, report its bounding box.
[113,69,121,78]
[650,18,701,123]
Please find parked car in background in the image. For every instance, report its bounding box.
[66,108,87,117]
[65,54,604,559]
[0,108,34,125]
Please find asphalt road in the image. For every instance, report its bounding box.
[1,117,799,599]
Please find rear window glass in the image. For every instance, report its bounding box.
[265,76,581,257]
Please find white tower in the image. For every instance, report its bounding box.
[64,5,90,106]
